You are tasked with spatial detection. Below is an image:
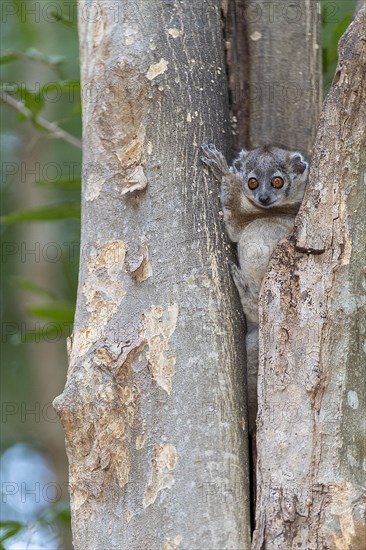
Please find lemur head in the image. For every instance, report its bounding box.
[231,146,309,209]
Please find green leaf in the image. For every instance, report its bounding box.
[40,80,80,102]
[36,178,81,191]
[1,203,81,223]
[0,49,65,73]
[0,52,18,64]
[10,277,57,299]
[26,303,75,323]
[50,11,78,30]
[40,502,72,525]
[0,521,23,543]
[20,87,44,117]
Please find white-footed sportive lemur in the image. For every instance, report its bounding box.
[201,143,309,431]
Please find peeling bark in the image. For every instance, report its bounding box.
[253,8,366,549]
[54,1,250,548]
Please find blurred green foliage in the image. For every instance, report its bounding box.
[1,0,81,350]
[1,0,81,546]
[0,502,71,546]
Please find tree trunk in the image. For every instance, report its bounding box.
[54,0,251,548]
[224,0,250,149]
[225,1,322,523]
[253,7,366,549]
[355,0,365,16]
[226,0,322,155]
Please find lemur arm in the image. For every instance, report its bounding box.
[201,143,256,242]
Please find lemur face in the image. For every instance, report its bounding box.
[232,146,309,208]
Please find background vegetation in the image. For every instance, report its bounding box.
[0,0,355,547]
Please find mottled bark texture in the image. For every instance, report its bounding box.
[224,1,321,465]
[356,0,365,16]
[224,0,250,149]
[253,7,366,549]
[225,0,321,155]
[53,1,251,548]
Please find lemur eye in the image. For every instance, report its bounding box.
[271,177,284,189]
[248,178,258,190]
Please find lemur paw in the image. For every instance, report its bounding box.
[228,260,240,278]
[201,143,228,180]
[229,261,249,292]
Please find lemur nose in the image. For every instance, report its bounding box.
[259,194,270,205]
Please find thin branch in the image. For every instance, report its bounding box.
[1,91,82,149]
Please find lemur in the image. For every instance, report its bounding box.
[201,143,309,431]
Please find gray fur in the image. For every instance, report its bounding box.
[233,146,308,210]
[201,143,309,431]
[201,143,308,322]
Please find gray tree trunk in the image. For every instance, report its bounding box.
[224,0,250,148]
[245,0,322,155]
[253,6,366,548]
[356,0,365,15]
[226,0,321,155]
[224,0,321,491]
[54,0,251,548]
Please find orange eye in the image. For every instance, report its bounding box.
[248,178,258,190]
[271,176,284,189]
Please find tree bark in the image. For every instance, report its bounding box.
[224,1,322,522]
[226,0,321,156]
[224,0,250,149]
[355,0,365,16]
[253,7,366,549]
[54,0,251,548]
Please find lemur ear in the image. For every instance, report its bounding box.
[289,152,308,175]
[232,149,248,173]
